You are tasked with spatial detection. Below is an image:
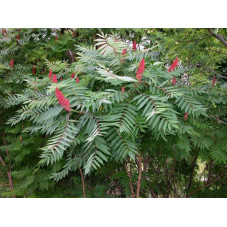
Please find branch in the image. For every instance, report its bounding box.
[209,115,227,126]
[208,28,227,48]
[196,63,227,79]
[66,49,75,63]
[187,168,227,197]
[0,156,6,166]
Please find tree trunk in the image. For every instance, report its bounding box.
[186,152,198,196]
[79,168,86,198]
[136,155,142,198]
[2,133,15,198]
[125,162,135,198]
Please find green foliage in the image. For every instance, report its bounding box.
[0,28,226,198]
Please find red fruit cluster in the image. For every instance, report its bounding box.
[32,66,36,75]
[2,28,7,36]
[132,41,137,51]
[122,49,127,55]
[136,58,145,82]
[121,87,125,92]
[184,112,188,121]
[76,77,80,83]
[168,57,179,85]
[172,76,177,85]
[121,49,127,62]
[10,58,14,68]
[212,76,216,86]
[55,88,71,112]
[52,74,58,83]
[168,57,178,72]
[49,69,53,78]
[71,73,75,79]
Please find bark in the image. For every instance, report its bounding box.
[125,162,135,198]
[136,155,142,198]
[79,168,86,198]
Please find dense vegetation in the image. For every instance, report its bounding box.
[0,28,226,198]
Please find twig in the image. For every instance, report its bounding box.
[208,28,227,48]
